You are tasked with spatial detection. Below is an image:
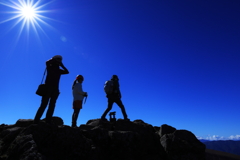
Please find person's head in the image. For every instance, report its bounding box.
[111,75,119,81]
[76,75,84,83]
[72,75,84,89]
[52,55,62,62]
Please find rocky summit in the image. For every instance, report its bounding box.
[0,117,206,160]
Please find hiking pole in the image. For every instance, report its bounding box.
[84,95,88,104]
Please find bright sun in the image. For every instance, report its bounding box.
[0,0,53,38]
[21,5,36,20]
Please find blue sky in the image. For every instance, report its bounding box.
[0,0,239,139]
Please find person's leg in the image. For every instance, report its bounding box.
[101,98,114,120]
[115,98,128,120]
[46,91,59,123]
[72,108,80,127]
[33,96,49,124]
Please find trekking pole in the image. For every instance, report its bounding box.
[84,95,88,104]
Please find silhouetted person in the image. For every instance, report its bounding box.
[101,75,129,121]
[71,75,87,127]
[34,55,69,124]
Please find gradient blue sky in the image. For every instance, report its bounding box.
[0,0,239,139]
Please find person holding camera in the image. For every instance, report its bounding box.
[71,75,88,127]
[33,55,69,124]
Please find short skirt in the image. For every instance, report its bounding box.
[73,100,82,109]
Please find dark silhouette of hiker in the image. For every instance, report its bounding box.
[101,75,129,121]
[71,75,87,127]
[33,55,69,124]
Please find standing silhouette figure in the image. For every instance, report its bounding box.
[33,55,69,124]
[101,75,129,121]
[71,75,87,127]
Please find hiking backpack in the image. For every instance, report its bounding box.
[104,80,114,94]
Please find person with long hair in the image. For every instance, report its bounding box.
[72,75,87,127]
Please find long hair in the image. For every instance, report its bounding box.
[72,79,78,90]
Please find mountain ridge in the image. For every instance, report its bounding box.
[1,117,240,160]
[0,117,205,160]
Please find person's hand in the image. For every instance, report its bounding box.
[84,92,88,97]
[59,62,67,69]
[59,61,63,66]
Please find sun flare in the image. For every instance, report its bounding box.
[21,5,36,20]
[0,0,54,39]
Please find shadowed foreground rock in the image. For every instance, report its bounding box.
[0,117,205,160]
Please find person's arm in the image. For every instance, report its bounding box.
[59,62,69,74]
[76,83,87,96]
[118,89,122,98]
[116,81,122,98]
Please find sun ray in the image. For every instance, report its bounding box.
[0,0,54,41]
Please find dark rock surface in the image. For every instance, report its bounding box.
[203,140,240,156]
[0,117,206,160]
[205,149,240,160]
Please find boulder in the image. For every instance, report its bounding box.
[158,124,176,137]
[15,119,33,127]
[0,117,205,160]
[160,129,206,160]
[42,116,64,126]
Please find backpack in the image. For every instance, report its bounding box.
[104,80,114,94]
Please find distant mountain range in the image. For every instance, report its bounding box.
[200,140,240,156]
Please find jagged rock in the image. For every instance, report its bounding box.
[0,127,24,154]
[79,124,94,131]
[6,134,44,160]
[15,119,34,127]
[154,126,160,132]
[160,129,206,160]
[42,116,64,126]
[15,116,63,128]
[86,119,102,126]
[159,124,176,137]
[0,117,206,160]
